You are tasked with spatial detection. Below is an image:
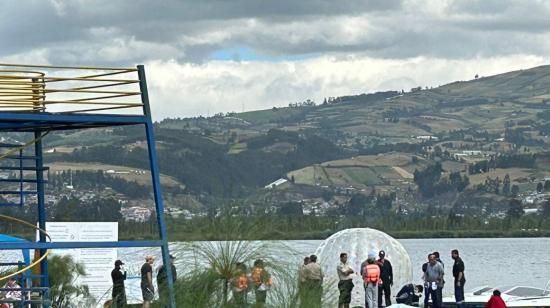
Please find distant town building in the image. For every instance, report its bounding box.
[121,206,152,222]
[416,135,439,141]
[264,178,288,189]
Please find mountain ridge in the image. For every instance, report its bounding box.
[35,64,550,213]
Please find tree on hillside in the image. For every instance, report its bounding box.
[413,162,443,198]
[375,192,395,212]
[278,202,303,216]
[544,180,550,191]
[537,182,543,193]
[502,174,511,196]
[346,193,373,216]
[542,199,550,217]
[484,177,501,194]
[511,184,520,197]
[506,199,524,220]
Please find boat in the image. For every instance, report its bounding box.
[442,283,550,308]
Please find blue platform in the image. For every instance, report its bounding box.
[0,64,176,308]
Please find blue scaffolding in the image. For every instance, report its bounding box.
[0,64,175,307]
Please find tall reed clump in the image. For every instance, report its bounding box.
[48,254,94,307]
[154,217,334,307]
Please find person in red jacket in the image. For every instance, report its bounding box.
[485,290,507,308]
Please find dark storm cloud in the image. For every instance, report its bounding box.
[1,0,550,65]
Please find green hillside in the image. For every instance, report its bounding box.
[14,64,550,214]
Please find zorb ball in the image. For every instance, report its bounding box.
[314,228,412,307]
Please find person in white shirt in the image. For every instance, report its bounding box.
[1,277,22,308]
[336,252,354,308]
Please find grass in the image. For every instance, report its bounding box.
[288,153,425,189]
[47,162,184,188]
[227,142,247,154]
[467,168,535,185]
[287,166,316,185]
[392,166,414,179]
[236,108,307,125]
[343,167,382,186]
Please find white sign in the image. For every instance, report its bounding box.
[45,222,118,306]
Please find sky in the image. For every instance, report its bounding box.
[2,0,550,119]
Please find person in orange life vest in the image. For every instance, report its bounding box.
[251,259,272,307]
[485,290,507,308]
[231,262,249,306]
[363,252,381,308]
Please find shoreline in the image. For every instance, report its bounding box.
[125,229,550,241]
[7,229,549,242]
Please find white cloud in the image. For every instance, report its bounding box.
[144,54,549,120]
[2,0,550,120]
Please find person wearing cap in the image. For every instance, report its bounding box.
[111,260,127,307]
[157,254,177,307]
[363,252,381,308]
[377,250,393,308]
[141,255,155,308]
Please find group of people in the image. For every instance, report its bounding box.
[332,249,468,308]
[103,249,511,308]
[230,259,273,307]
[109,254,177,308]
[420,250,465,308]
[335,250,394,308]
[110,254,273,308]
[298,254,325,307]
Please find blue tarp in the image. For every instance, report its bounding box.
[0,234,31,276]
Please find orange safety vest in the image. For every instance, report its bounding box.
[252,267,273,287]
[363,264,380,284]
[237,274,248,289]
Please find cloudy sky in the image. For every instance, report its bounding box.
[2,0,550,119]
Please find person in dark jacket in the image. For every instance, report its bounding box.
[111,260,127,307]
[452,249,466,308]
[157,254,177,307]
[377,250,393,308]
[396,284,423,306]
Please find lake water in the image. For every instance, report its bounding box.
[3,237,550,305]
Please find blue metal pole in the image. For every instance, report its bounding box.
[19,149,23,207]
[137,65,176,308]
[34,130,49,299]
